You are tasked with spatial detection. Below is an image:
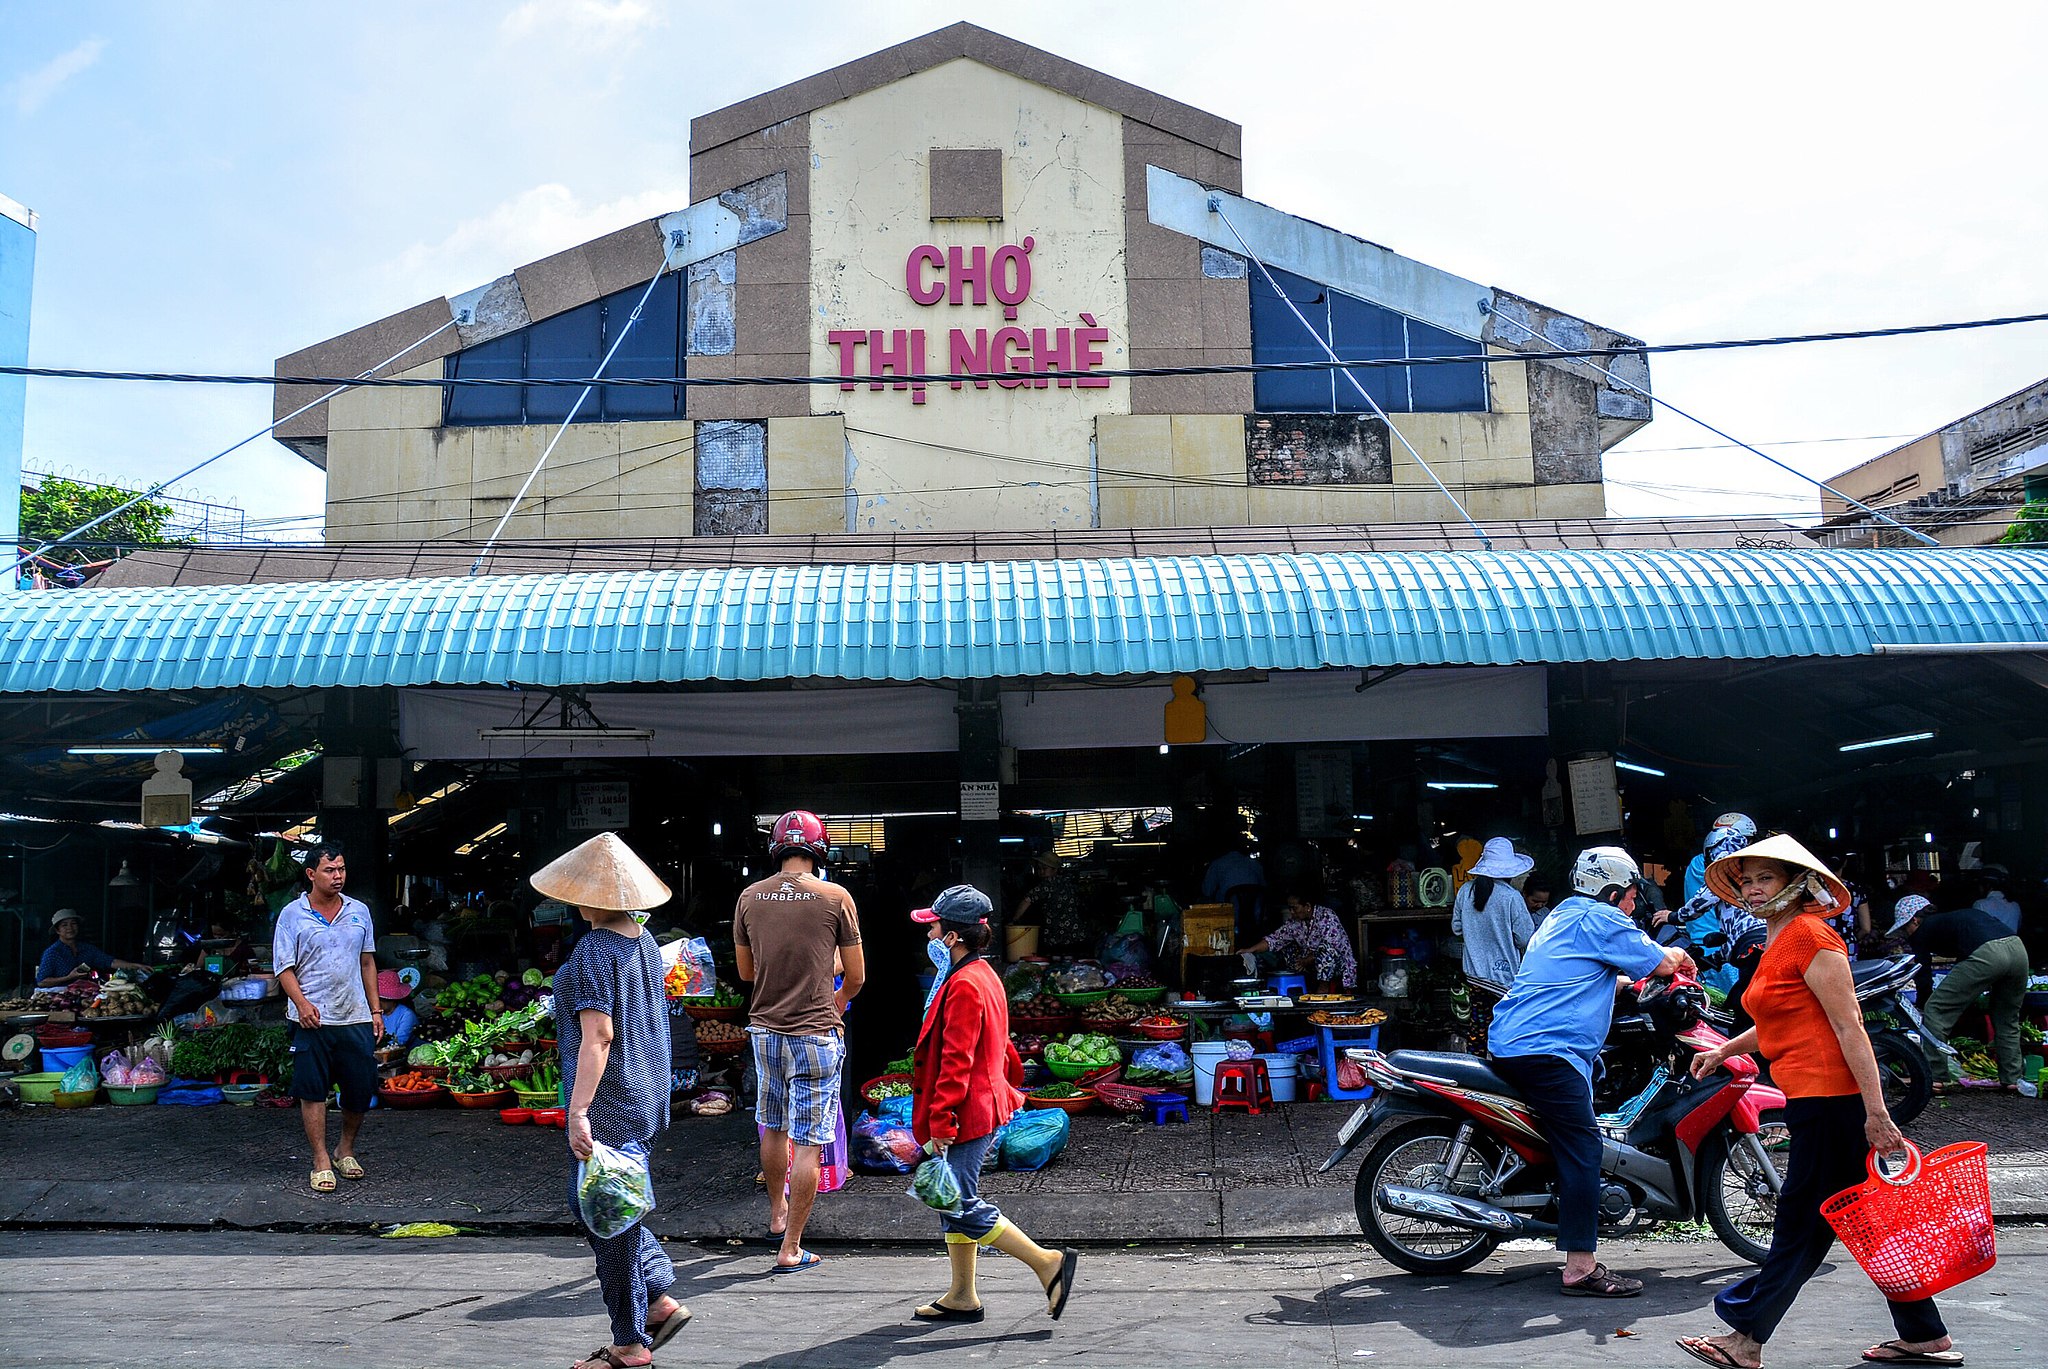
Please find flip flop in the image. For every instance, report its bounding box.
[1045,1248,1079,1320]
[335,1157,366,1181]
[913,1301,986,1323]
[647,1305,691,1349]
[309,1169,336,1193]
[770,1251,823,1273]
[1676,1337,1758,1369]
[1863,1341,1965,1365]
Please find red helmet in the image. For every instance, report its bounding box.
[769,810,829,862]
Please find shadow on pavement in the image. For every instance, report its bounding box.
[1246,1262,1758,1345]
[721,1320,1055,1368]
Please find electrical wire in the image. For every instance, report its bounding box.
[7,309,2047,393]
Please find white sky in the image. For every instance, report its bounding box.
[4,0,2045,537]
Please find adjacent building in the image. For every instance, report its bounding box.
[0,192,36,563]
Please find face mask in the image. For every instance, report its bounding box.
[926,936,953,974]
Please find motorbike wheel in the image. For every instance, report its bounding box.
[1698,1129,1780,1265]
[1873,1032,1932,1126]
[1353,1119,1503,1275]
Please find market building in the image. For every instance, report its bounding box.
[4,26,2047,1106]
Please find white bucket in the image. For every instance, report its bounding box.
[1192,1041,1233,1107]
[1256,1052,1300,1104]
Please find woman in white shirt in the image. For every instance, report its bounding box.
[1451,837,1536,1051]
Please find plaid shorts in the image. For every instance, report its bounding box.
[749,1028,845,1147]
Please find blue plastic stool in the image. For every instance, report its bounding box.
[1145,1092,1189,1125]
[1268,973,1308,997]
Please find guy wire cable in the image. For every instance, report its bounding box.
[1481,305,1941,548]
[469,238,680,574]
[9,316,460,576]
[1204,194,1493,550]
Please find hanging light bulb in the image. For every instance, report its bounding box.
[108,861,140,889]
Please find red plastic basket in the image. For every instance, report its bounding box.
[1819,1141,1997,1300]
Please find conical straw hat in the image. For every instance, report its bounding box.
[1705,833,1849,914]
[530,832,671,912]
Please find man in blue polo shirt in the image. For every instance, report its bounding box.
[1488,846,1686,1299]
[273,843,381,1194]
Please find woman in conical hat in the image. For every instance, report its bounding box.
[1677,834,1957,1369]
[535,834,692,1369]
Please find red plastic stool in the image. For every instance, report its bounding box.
[1211,1059,1273,1115]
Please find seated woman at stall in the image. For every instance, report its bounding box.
[36,909,145,990]
[1242,886,1356,991]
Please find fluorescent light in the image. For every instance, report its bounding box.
[480,727,652,742]
[999,836,1024,844]
[1923,832,1935,845]
[711,822,722,837]
[1427,781,1498,791]
[1828,826,1839,840]
[1839,730,1936,753]
[1615,760,1666,777]
[68,744,223,756]
[1159,744,1170,754]
[1352,813,1375,821]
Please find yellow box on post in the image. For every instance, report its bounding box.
[1181,903,1237,980]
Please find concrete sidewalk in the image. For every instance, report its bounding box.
[1,1090,2043,1241]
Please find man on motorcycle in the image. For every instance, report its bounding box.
[1486,846,1690,1297]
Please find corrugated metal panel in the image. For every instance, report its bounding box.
[2,548,2045,695]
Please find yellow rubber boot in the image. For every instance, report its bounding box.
[913,1236,984,1321]
[985,1221,1078,1319]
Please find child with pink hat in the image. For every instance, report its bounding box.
[375,968,419,1048]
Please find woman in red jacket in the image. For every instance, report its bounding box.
[910,884,1080,1325]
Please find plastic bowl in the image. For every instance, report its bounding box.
[106,1084,162,1106]
[14,1072,64,1105]
[53,1088,100,1109]
[377,1084,445,1109]
[1114,986,1168,1005]
[1131,1020,1188,1041]
[498,1107,534,1125]
[511,1087,555,1109]
[682,1002,744,1022]
[1024,1090,1093,1115]
[1052,990,1111,1008]
[220,1083,266,1106]
[1042,1057,1114,1082]
[450,1088,510,1109]
[531,1107,567,1127]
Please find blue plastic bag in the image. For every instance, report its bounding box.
[877,1093,914,1126]
[1133,1042,1188,1075]
[851,1110,920,1174]
[998,1107,1070,1171]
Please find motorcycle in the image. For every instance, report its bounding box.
[1319,975,1787,1273]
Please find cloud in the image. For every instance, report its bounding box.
[500,0,661,44]
[12,37,106,115]
[382,182,687,301]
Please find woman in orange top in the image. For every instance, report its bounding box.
[1677,836,1958,1369]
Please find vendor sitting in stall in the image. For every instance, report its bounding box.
[1242,886,1357,991]
[375,970,420,1049]
[36,909,144,990]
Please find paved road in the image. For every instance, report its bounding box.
[1,1229,2041,1367]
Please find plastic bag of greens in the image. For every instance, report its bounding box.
[575,1142,657,1239]
[60,1056,99,1094]
[907,1154,963,1215]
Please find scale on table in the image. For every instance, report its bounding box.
[2,1031,38,1072]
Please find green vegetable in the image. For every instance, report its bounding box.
[522,969,545,988]
[884,1055,915,1076]
[870,1080,912,1099]
[1032,1082,1083,1099]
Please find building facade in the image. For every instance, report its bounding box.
[276,24,1652,544]
[0,191,36,559]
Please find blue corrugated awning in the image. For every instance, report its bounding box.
[2,548,2045,695]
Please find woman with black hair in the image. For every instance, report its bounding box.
[908,885,1079,1325]
[1451,838,1536,1050]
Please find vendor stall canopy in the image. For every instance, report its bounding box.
[2,548,2045,695]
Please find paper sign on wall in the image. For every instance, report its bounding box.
[960,781,1000,823]
[1567,755,1624,836]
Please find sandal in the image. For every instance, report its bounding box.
[913,1300,986,1323]
[1561,1263,1643,1297]
[335,1157,365,1181]
[574,1350,652,1369]
[1676,1337,1759,1369]
[1043,1248,1079,1320]
[647,1305,690,1350]
[1863,1341,1964,1365]
[309,1169,336,1193]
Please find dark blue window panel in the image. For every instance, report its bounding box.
[1405,317,1488,413]
[601,274,683,420]
[1330,289,1406,415]
[443,275,686,426]
[523,300,604,424]
[1250,266,1333,411]
[445,331,525,425]
[1248,265,1487,415]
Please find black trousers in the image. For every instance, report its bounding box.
[1715,1094,1946,1346]
[1489,1053,1602,1253]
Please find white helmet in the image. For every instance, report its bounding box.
[1571,846,1641,901]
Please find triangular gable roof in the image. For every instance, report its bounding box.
[690,21,1240,160]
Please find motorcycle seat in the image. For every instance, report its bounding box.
[1385,1050,1519,1098]
[1850,957,1910,992]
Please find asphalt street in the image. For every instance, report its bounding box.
[0,1229,2041,1368]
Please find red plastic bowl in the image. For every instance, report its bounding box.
[498,1107,533,1125]
[531,1107,567,1127]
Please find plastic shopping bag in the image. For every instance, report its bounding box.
[661,936,717,1000]
[907,1154,964,1216]
[60,1057,99,1094]
[851,1111,921,1174]
[575,1141,656,1239]
[998,1107,1071,1172]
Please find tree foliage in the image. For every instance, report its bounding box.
[1997,500,2048,546]
[19,476,183,569]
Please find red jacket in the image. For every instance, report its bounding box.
[912,957,1024,1146]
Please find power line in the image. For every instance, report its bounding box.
[6,309,2048,393]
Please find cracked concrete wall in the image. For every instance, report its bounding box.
[1124,115,1247,416]
[1246,414,1390,485]
[693,419,768,535]
[807,59,1128,532]
[1483,288,1650,475]
[691,134,812,422]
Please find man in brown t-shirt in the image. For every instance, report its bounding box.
[734,809,866,1272]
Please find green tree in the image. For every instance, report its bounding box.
[1997,500,2048,546]
[19,475,184,570]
